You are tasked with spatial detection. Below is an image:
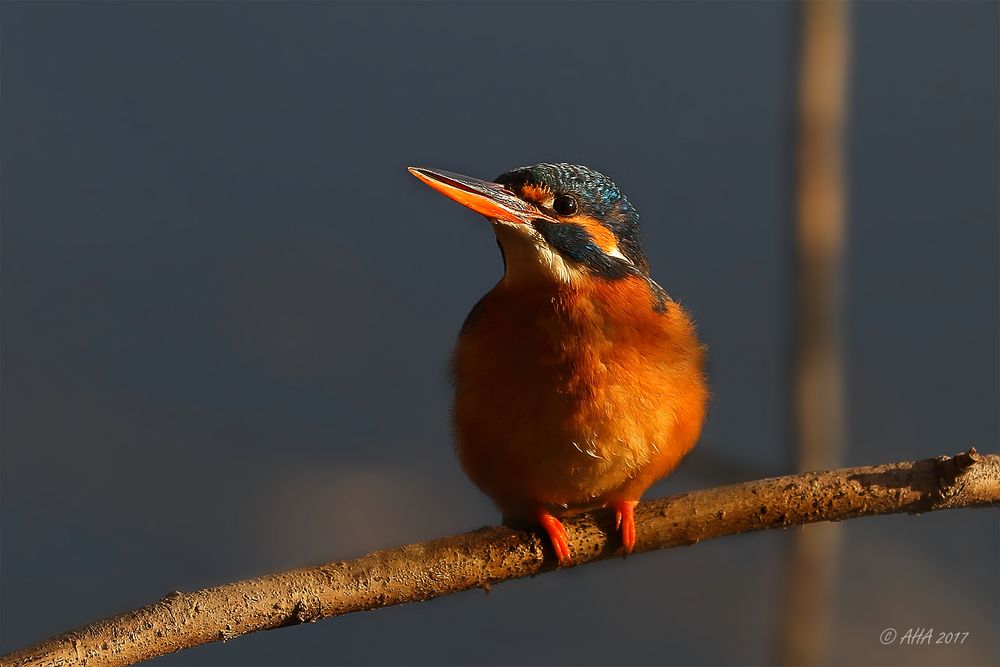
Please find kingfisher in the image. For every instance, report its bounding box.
[409,163,708,565]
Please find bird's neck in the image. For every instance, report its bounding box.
[493,222,584,287]
[490,272,664,328]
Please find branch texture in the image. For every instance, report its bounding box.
[4,449,998,667]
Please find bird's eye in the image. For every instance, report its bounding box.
[552,195,578,217]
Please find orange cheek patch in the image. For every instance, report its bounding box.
[517,183,551,206]
[575,215,621,255]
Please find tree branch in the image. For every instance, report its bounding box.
[4,449,998,667]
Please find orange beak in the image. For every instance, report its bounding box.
[408,166,544,224]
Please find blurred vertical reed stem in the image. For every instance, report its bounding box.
[780,1,850,665]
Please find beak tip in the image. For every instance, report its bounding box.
[407,166,433,184]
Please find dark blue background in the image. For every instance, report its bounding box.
[2,2,997,665]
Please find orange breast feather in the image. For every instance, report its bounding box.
[451,275,708,518]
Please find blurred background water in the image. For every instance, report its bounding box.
[2,1,997,665]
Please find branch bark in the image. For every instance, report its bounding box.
[4,449,998,667]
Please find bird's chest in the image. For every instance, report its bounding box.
[456,290,629,424]
[451,285,673,507]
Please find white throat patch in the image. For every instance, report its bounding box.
[491,221,583,285]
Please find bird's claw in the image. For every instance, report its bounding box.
[613,500,638,555]
[534,509,573,565]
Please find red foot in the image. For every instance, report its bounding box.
[613,500,638,554]
[534,509,572,565]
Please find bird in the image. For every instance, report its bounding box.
[409,162,708,565]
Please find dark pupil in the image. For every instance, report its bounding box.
[553,195,578,216]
